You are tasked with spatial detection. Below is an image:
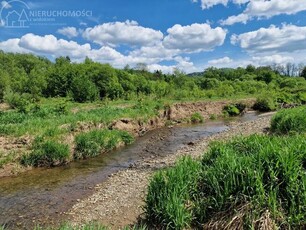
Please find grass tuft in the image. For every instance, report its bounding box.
[21,139,70,167]
[74,129,134,159]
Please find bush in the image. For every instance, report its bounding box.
[3,90,31,112]
[253,96,277,112]
[74,129,134,159]
[145,135,306,229]
[21,139,70,167]
[223,104,240,116]
[190,112,204,123]
[271,106,306,134]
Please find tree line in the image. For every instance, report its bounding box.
[1,50,306,107]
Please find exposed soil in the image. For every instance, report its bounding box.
[68,114,272,229]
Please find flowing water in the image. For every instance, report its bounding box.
[0,111,264,229]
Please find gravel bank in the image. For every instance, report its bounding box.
[68,115,272,229]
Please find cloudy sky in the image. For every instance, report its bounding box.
[0,0,306,73]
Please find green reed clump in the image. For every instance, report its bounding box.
[145,156,201,229]
[190,112,204,123]
[74,129,134,159]
[145,135,306,229]
[21,139,70,167]
[271,106,306,134]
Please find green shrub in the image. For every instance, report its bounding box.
[74,129,134,159]
[223,104,240,116]
[190,112,204,123]
[271,106,306,134]
[145,135,306,229]
[21,139,70,167]
[253,96,277,112]
[3,90,32,112]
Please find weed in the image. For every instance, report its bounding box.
[190,112,204,123]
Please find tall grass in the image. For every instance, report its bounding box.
[145,157,201,229]
[74,129,134,159]
[145,135,306,229]
[271,106,306,134]
[21,139,70,167]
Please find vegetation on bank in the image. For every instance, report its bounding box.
[144,107,306,229]
[1,50,306,169]
[271,106,306,134]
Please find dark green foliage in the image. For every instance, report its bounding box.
[145,135,306,229]
[21,139,70,167]
[190,112,204,123]
[223,105,240,116]
[253,96,277,112]
[74,129,134,159]
[71,75,98,102]
[271,106,306,134]
[1,51,306,105]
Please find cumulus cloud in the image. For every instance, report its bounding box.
[82,20,163,47]
[57,27,79,39]
[200,0,228,9]
[208,56,233,65]
[231,24,306,54]
[252,55,294,66]
[222,0,306,25]
[0,38,29,53]
[197,0,248,9]
[163,23,226,53]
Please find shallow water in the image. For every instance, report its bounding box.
[0,111,262,229]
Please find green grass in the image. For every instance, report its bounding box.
[190,112,204,123]
[271,106,306,134]
[74,129,134,159]
[21,139,70,167]
[0,98,164,137]
[145,157,201,229]
[145,135,306,229]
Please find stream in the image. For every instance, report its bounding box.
[0,111,263,229]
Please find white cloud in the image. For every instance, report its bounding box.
[232,0,249,4]
[1,1,11,9]
[83,20,163,47]
[0,38,29,53]
[252,55,294,66]
[231,24,306,54]
[18,34,92,59]
[221,13,248,25]
[222,0,306,25]
[208,56,233,65]
[57,27,79,39]
[163,23,226,53]
[200,0,228,9]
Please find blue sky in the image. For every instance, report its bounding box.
[0,0,306,73]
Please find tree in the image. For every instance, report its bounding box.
[301,67,306,79]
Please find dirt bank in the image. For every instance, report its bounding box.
[68,114,271,229]
[110,98,255,137]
